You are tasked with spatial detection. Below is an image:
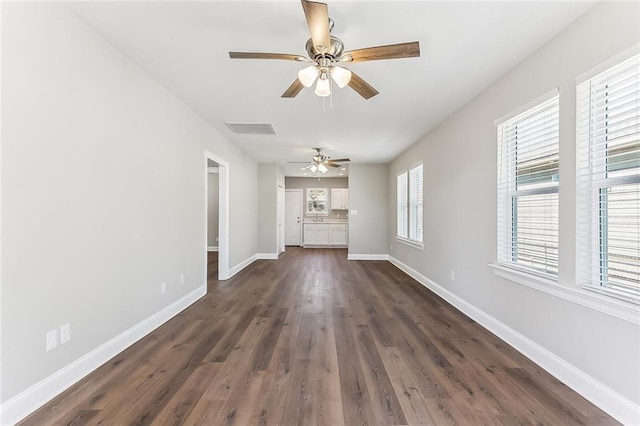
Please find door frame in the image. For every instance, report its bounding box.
[205,152,229,280]
[285,188,303,246]
[277,183,285,254]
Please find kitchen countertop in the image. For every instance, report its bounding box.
[303,220,349,224]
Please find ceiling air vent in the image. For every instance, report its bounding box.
[225,122,276,135]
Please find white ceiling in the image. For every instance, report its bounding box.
[69,1,595,177]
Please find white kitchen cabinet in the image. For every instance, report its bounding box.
[303,223,330,245]
[329,224,348,245]
[303,223,348,246]
[330,188,349,210]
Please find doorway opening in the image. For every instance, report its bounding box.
[205,152,229,281]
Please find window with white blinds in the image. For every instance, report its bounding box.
[397,164,423,245]
[409,164,424,242]
[576,52,639,302]
[397,172,408,239]
[497,92,560,276]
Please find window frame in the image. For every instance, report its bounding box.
[576,49,640,303]
[396,163,424,248]
[305,187,329,216]
[496,89,560,278]
[396,171,408,239]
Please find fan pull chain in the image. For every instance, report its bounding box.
[330,75,334,109]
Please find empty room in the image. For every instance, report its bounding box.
[1,1,639,425]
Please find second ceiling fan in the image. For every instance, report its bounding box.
[293,148,350,174]
[229,0,420,100]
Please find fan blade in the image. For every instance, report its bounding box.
[229,52,306,61]
[341,41,420,63]
[327,158,350,163]
[301,0,331,55]
[326,163,341,168]
[348,72,379,100]
[282,79,305,98]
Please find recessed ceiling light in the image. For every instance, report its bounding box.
[300,167,306,170]
[339,173,344,176]
[341,168,346,171]
[303,173,308,176]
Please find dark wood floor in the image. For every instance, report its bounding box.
[20,248,617,425]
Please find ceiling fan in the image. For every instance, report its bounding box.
[229,0,420,100]
[292,148,350,174]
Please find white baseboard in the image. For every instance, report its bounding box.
[207,246,219,252]
[227,254,257,278]
[256,253,278,260]
[347,253,390,261]
[388,256,640,426]
[0,286,207,426]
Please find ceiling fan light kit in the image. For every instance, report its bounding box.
[298,65,319,87]
[291,148,351,174]
[314,72,331,97]
[330,66,352,88]
[228,0,420,101]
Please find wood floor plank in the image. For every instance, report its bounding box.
[379,346,438,425]
[355,324,408,425]
[205,305,260,363]
[153,362,222,425]
[19,248,619,426]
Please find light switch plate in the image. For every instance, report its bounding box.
[46,330,57,351]
[60,323,70,344]
[350,210,358,215]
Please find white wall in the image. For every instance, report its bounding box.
[285,177,349,220]
[389,1,639,420]
[348,164,389,256]
[257,163,285,256]
[1,2,257,410]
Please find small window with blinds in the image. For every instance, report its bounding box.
[497,92,560,277]
[397,164,423,245]
[409,164,424,242]
[397,171,408,239]
[576,52,639,302]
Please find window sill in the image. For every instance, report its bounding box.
[395,237,424,250]
[490,263,640,325]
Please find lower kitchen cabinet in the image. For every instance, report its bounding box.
[303,223,348,246]
[329,224,348,245]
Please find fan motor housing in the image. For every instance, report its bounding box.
[306,36,344,60]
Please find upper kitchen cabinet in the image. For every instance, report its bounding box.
[330,188,348,210]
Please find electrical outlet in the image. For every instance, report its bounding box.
[350,210,358,215]
[180,274,185,285]
[450,270,455,281]
[161,282,167,294]
[46,330,57,351]
[60,323,71,344]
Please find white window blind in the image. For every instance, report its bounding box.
[497,93,560,276]
[409,164,424,242]
[576,53,639,301]
[397,172,408,238]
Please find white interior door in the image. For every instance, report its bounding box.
[285,189,302,246]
